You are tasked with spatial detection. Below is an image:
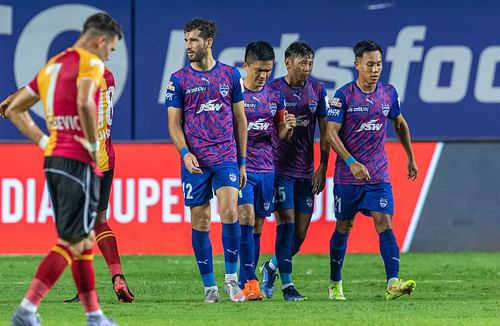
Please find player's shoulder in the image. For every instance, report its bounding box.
[307,77,325,89]
[267,77,284,89]
[380,82,397,92]
[171,65,191,78]
[335,81,356,96]
[215,61,240,76]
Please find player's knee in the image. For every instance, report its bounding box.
[336,220,353,234]
[192,211,211,231]
[254,218,265,233]
[238,205,254,226]
[220,205,238,223]
[95,210,107,225]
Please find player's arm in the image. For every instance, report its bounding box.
[74,78,99,163]
[1,88,25,118]
[5,89,48,148]
[326,121,370,181]
[312,117,330,194]
[168,107,201,174]
[233,100,248,189]
[277,110,296,140]
[392,113,418,180]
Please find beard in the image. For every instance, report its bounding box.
[187,49,208,63]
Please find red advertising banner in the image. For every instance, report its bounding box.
[0,143,437,254]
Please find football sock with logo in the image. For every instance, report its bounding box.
[72,249,100,313]
[276,223,295,276]
[239,224,257,282]
[95,222,122,277]
[291,236,305,256]
[222,220,241,276]
[23,244,73,308]
[329,231,348,282]
[192,229,215,287]
[379,229,400,281]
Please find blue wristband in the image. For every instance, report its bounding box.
[180,147,189,159]
[344,155,356,167]
[237,156,246,166]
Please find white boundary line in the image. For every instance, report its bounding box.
[402,142,444,253]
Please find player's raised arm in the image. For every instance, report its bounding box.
[5,88,47,148]
[326,121,370,181]
[232,99,248,189]
[392,113,418,180]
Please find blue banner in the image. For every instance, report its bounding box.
[1,0,500,140]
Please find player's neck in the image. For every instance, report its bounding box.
[191,55,216,72]
[356,78,377,93]
[285,74,305,88]
[243,78,263,92]
[73,37,96,57]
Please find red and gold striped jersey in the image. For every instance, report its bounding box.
[97,68,116,171]
[27,47,104,165]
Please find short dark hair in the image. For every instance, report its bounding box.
[244,41,275,64]
[82,12,122,40]
[285,41,314,59]
[353,40,383,58]
[184,18,217,40]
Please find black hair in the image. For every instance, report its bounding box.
[82,12,122,40]
[184,18,217,40]
[353,40,383,58]
[244,41,275,64]
[284,41,314,59]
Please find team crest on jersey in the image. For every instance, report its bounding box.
[270,102,277,116]
[381,104,390,116]
[306,197,313,208]
[263,202,271,211]
[167,81,175,91]
[219,84,230,97]
[309,101,318,113]
[229,172,237,182]
[380,198,388,208]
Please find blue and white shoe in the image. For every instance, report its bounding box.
[11,307,41,326]
[87,315,119,326]
[259,261,278,299]
[282,285,307,301]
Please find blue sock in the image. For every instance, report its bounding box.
[275,223,295,275]
[291,236,305,256]
[222,220,241,275]
[253,232,261,270]
[239,224,256,284]
[271,255,278,269]
[329,230,348,282]
[379,229,400,281]
[192,229,215,287]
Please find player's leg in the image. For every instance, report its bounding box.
[328,183,361,301]
[291,178,315,256]
[182,165,219,303]
[364,183,415,299]
[214,163,245,302]
[237,172,256,288]
[253,217,265,270]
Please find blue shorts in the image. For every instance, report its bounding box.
[181,162,240,207]
[238,172,274,217]
[333,182,394,220]
[273,174,314,215]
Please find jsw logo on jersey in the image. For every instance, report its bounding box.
[355,119,383,132]
[196,99,223,114]
[248,118,270,131]
[295,115,310,127]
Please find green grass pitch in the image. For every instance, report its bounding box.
[1,253,500,325]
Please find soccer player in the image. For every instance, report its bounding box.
[326,40,417,301]
[260,41,330,301]
[237,41,296,301]
[7,12,122,326]
[63,67,134,304]
[166,19,248,303]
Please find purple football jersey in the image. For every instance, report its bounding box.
[243,83,285,173]
[269,77,329,179]
[327,81,401,185]
[165,62,243,167]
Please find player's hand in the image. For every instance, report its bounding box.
[183,152,202,174]
[312,164,327,194]
[349,161,370,181]
[239,165,247,190]
[407,159,418,180]
[0,97,10,118]
[74,135,103,177]
[284,111,296,130]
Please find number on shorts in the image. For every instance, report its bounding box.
[182,182,194,200]
[334,195,342,213]
[274,186,286,203]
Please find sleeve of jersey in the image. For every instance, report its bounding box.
[274,91,286,124]
[327,90,346,124]
[317,84,329,118]
[26,75,40,97]
[231,68,244,103]
[389,86,402,119]
[165,75,183,109]
[78,56,104,86]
